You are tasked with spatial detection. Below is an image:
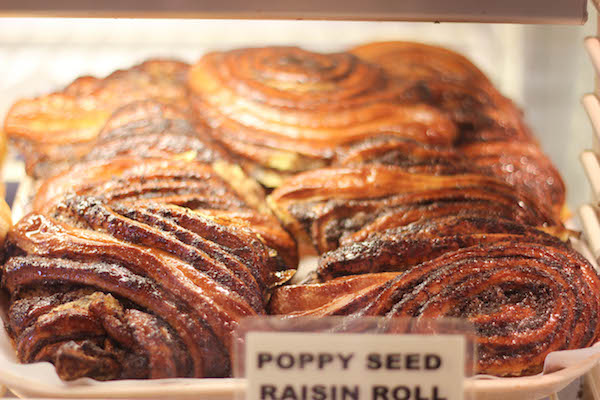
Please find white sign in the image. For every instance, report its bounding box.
[245,332,465,400]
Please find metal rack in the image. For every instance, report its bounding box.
[580,6,600,399]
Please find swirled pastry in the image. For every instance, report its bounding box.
[316,215,569,281]
[188,46,457,186]
[4,59,190,178]
[333,132,565,220]
[350,41,523,133]
[82,100,227,165]
[269,216,600,376]
[334,135,471,174]
[32,157,297,269]
[268,165,559,253]
[3,197,292,380]
[350,41,565,217]
[351,41,492,87]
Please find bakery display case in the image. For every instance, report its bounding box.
[1,1,600,399]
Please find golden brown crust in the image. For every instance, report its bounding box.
[32,157,297,271]
[460,140,566,217]
[350,41,512,132]
[82,99,228,165]
[317,215,568,281]
[351,41,492,86]
[334,135,472,174]
[33,158,243,213]
[188,47,457,180]
[4,59,191,178]
[195,208,298,273]
[2,197,291,380]
[350,41,565,219]
[269,165,559,253]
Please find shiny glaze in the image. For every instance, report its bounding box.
[351,41,565,217]
[269,164,559,253]
[4,60,191,178]
[188,46,457,174]
[2,198,292,380]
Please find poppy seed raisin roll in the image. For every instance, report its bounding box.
[2,196,290,380]
[270,216,600,376]
[188,46,457,186]
[4,59,191,178]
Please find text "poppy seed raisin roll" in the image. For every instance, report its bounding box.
[188,46,457,187]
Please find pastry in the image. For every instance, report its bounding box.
[350,41,524,133]
[0,43,594,382]
[268,164,559,253]
[350,41,565,218]
[82,99,227,164]
[269,216,600,376]
[4,59,191,178]
[334,135,471,174]
[3,197,291,380]
[32,157,297,268]
[188,46,457,186]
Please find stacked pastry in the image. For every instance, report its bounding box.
[203,45,596,376]
[1,43,599,381]
[258,45,597,377]
[267,160,598,376]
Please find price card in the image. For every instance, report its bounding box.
[234,317,476,400]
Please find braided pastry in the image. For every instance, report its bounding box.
[4,197,289,380]
[33,157,297,268]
